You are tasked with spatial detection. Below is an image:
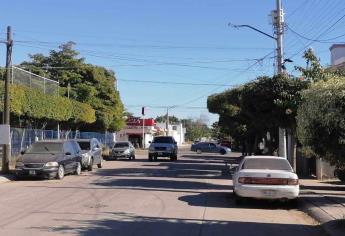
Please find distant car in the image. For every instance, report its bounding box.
[148,136,178,161]
[219,141,232,149]
[111,141,136,160]
[15,140,82,180]
[191,142,230,155]
[76,138,103,171]
[232,156,299,203]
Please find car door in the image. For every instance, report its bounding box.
[63,141,75,173]
[71,140,81,168]
[92,139,102,164]
[209,143,218,153]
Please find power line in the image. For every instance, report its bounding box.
[117,79,237,87]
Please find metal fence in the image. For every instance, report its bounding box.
[11,66,59,96]
[6,128,115,164]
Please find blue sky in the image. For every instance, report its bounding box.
[1,0,345,125]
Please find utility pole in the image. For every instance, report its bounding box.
[166,107,169,136]
[142,107,145,148]
[2,26,13,173]
[273,0,287,159]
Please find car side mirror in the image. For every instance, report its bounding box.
[65,152,71,156]
[174,141,177,144]
[20,150,26,155]
[149,141,151,143]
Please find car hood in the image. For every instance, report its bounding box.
[237,169,297,179]
[18,153,62,163]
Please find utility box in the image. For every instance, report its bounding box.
[0,125,10,145]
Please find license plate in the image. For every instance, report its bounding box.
[29,170,36,176]
[263,190,276,197]
[158,152,163,155]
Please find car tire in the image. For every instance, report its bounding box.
[220,149,226,155]
[75,162,82,175]
[132,155,136,160]
[288,198,299,208]
[56,165,65,180]
[196,149,202,154]
[97,158,103,168]
[148,155,153,161]
[88,158,94,171]
[154,156,158,161]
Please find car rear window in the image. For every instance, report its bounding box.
[77,141,90,150]
[242,158,293,171]
[27,142,63,154]
[153,137,174,143]
[114,142,129,148]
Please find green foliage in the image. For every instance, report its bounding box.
[181,118,211,141]
[208,75,307,154]
[0,82,96,126]
[19,42,125,131]
[155,115,180,124]
[295,48,327,82]
[297,76,345,167]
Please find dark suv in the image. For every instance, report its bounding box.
[148,136,178,161]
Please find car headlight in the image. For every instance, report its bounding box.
[15,162,24,168]
[44,162,59,167]
[124,149,130,154]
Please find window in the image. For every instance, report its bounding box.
[172,126,177,131]
[63,142,75,155]
[242,158,293,171]
[27,142,62,154]
[78,141,90,150]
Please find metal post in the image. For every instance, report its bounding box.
[142,115,145,148]
[2,26,13,173]
[166,107,169,136]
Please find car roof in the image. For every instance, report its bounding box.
[243,155,287,160]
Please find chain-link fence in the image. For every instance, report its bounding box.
[3,128,115,165]
[11,66,59,95]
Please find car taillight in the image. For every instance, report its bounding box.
[287,178,299,185]
[238,177,299,185]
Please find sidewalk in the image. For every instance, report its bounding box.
[300,179,345,236]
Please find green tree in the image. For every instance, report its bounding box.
[19,42,125,132]
[297,76,345,168]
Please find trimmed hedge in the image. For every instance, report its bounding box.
[0,82,95,124]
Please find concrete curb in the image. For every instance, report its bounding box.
[301,197,344,236]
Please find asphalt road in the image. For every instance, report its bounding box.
[0,149,325,236]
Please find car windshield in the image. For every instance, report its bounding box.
[242,158,293,171]
[153,137,174,143]
[77,141,90,150]
[114,142,129,148]
[26,142,62,154]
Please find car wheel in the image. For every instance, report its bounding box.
[220,149,226,155]
[132,155,136,160]
[288,198,299,208]
[148,155,153,161]
[97,157,103,168]
[88,158,94,171]
[153,156,158,161]
[75,162,82,175]
[56,165,65,180]
[197,149,202,154]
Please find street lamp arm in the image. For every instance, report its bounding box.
[228,23,277,40]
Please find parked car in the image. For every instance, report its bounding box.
[191,142,231,155]
[15,140,82,180]
[111,141,136,160]
[232,156,299,204]
[148,136,178,161]
[76,138,103,171]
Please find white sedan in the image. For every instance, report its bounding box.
[232,156,299,203]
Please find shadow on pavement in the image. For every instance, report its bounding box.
[178,191,299,210]
[29,212,323,236]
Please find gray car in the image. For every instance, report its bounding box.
[15,140,82,180]
[191,142,231,155]
[76,138,103,171]
[111,141,136,160]
[148,136,178,161]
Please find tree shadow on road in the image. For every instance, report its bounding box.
[29,212,323,236]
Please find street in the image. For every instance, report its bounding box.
[0,149,324,236]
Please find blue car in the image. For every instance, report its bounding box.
[191,142,231,155]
